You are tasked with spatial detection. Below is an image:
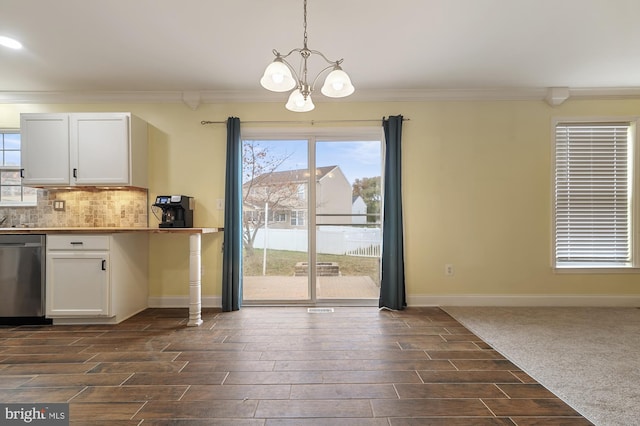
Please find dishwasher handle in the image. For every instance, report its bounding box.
[0,242,43,248]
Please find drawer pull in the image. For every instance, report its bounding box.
[70,241,84,246]
[102,260,107,271]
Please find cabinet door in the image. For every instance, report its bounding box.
[20,114,70,185]
[70,113,130,185]
[46,252,110,316]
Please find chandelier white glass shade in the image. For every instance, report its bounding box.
[260,0,355,112]
[260,58,296,92]
[285,89,315,112]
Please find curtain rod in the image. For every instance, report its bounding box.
[200,118,409,125]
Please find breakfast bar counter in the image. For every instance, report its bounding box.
[0,227,223,326]
[0,227,221,234]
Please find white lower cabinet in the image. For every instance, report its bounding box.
[46,233,148,324]
[47,251,110,316]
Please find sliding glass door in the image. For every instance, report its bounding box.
[241,128,382,305]
[241,138,310,301]
[314,139,382,301]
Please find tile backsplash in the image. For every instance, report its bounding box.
[0,188,148,228]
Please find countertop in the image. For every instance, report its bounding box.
[0,227,223,234]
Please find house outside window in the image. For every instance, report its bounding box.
[0,130,36,206]
[553,118,639,269]
[274,211,287,222]
[297,184,306,200]
[290,210,306,226]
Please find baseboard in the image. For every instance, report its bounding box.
[407,294,640,307]
[148,294,640,309]
[50,307,148,325]
[147,296,222,308]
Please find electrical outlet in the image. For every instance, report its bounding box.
[216,199,224,210]
[53,200,65,211]
[445,264,454,276]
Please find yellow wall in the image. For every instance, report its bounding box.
[1,98,639,303]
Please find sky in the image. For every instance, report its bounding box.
[246,139,382,185]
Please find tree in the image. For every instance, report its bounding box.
[242,141,299,256]
[352,176,381,223]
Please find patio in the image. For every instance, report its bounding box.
[243,275,379,300]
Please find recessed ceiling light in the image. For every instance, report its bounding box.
[0,36,23,50]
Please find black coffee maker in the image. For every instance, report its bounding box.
[153,195,194,228]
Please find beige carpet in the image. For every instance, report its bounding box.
[442,306,640,426]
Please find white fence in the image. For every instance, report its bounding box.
[253,226,381,257]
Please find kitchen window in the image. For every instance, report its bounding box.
[0,130,37,206]
[553,118,639,269]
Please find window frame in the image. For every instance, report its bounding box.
[290,210,306,227]
[551,117,640,272]
[274,211,287,223]
[0,128,37,207]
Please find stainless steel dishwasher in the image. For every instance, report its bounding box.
[0,234,51,325]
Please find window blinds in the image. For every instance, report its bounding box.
[554,123,631,265]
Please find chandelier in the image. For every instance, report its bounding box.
[260,0,355,112]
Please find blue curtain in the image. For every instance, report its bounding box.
[222,117,242,311]
[379,115,406,310]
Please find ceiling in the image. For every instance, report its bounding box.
[3,0,640,106]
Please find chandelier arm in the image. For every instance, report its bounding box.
[309,63,339,92]
[277,48,345,92]
[307,49,343,67]
[277,47,343,69]
[275,48,304,61]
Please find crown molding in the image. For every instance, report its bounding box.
[568,87,640,99]
[2,87,640,106]
[0,91,186,104]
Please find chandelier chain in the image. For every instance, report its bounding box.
[304,0,307,48]
[300,0,310,97]
[303,0,308,49]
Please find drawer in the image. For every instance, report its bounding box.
[47,235,110,251]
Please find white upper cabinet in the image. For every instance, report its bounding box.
[71,113,130,185]
[20,114,71,186]
[20,112,148,187]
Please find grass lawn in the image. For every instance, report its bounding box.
[244,249,380,283]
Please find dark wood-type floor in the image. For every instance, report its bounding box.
[0,307,593,425]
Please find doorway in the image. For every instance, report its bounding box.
[241,128,382,305]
